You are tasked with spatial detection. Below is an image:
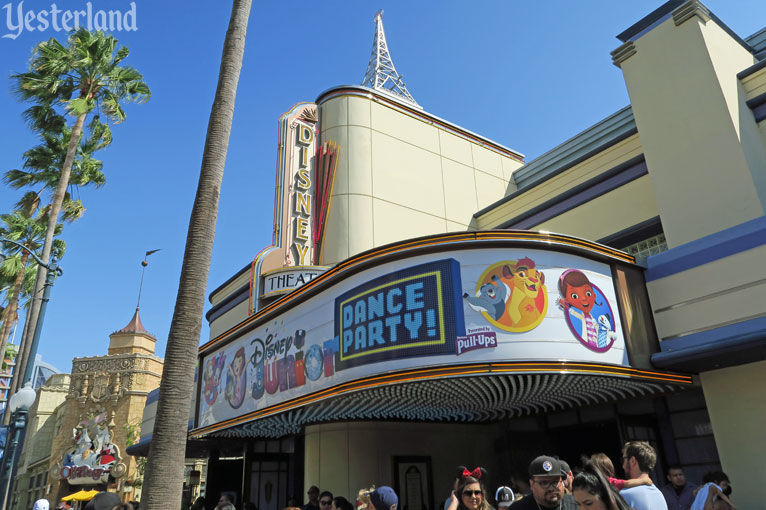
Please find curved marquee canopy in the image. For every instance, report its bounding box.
[199,362,690,439]
[194,231,691,439]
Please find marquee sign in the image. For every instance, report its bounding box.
[334,259,463,370]
[262,266,329,298]
[54,410,126,485]
[247,103,340,312]
[290,121,317,266]
[198,246,630,430]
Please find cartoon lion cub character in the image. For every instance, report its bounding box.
[502,257,546,326]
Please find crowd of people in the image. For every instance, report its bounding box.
[37,440,733,510]
[198,441,734,510]
[439,441,735,510]
[34,492,140,510]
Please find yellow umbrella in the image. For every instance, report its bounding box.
[61,489,100,502]
[61,490,89,501]
[75,490,100,501]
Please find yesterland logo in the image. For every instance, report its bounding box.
[2,1,137,40]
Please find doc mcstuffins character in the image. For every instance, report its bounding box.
[224,347,247,409]
[558,269,616,352]
[203,352,226,406]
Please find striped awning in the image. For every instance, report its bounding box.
[197,362,691,439]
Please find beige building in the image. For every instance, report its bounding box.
[134,2,766,509]
[10,309,163,508]
[10,373,69,510]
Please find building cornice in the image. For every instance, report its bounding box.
[72,352,163,364]
[475,106,637,219]
[672,0,710,26]
[616,0,753,54]
[611,41,637,68]
[316,85,525,162]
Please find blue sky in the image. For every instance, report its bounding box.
[1,0,764,369]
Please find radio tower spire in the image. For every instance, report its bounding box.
[361,10,420,108]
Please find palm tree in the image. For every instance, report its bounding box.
[11,29,149,389]
[5,113,110,221]
[3,111,108,403]
[140,1,252,508]
[0,208,64,396]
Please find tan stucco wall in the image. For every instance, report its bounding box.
[13,375,70,510]
[319,94,523,265]
[21,375,70,466]
[532,174,658,241]
[209,270,250,309]
[700,361,766,509]
[647,244,766,341]
[208,299,250,339]
[304,421,495,504]
[474,133,644,230]
[618,14,766,248]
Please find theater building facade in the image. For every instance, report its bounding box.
[134,2,766,508]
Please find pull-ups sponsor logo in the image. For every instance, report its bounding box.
[456,326,497,355]
[334,258,465,370]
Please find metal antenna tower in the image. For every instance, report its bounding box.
[361,10,420,107]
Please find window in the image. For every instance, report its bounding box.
[623,233,667,261]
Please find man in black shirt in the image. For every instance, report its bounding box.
[303,486,320,510]
[508,456,576,510]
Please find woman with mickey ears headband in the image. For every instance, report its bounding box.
[444,466,468,510]
[447,468,492,510]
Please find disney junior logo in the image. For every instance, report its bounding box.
[2,1,137,40]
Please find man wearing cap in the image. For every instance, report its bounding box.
[620,442,668,510]
[508,456,576,510]
[369,487,399,510]
[495,487,515,509]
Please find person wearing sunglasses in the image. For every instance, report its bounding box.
[508,456,576,510]
[319,492,335,510]
[447,469,492,510]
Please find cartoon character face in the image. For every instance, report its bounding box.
[232,354,245,375]
[564,283,595,313]
[464,275,510,321]
[513,265,544,298]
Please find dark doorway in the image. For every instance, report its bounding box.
[550,420,623,472]
[207,456,245,507]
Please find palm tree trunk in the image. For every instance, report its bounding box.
[140,1,251,509]
[0,251,30,386]
[15,112,86,394]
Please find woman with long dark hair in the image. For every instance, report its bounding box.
[332,496,354,510]
[572,462,632,510]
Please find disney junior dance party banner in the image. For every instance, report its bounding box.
[197,247,628,428]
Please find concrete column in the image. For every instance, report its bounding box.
[613,1,766,248]
[700,361,766,509]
